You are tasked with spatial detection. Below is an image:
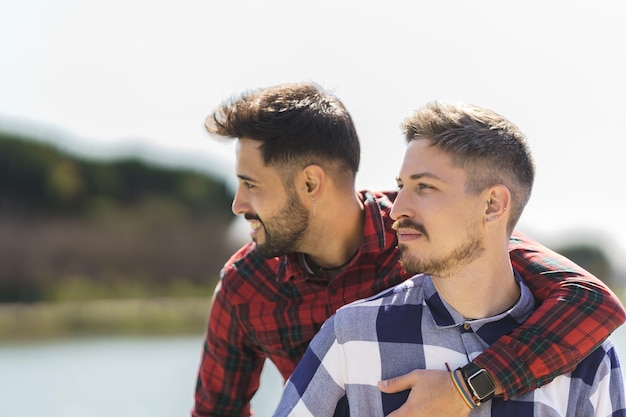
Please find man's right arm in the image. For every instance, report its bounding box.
[192,281,265,417]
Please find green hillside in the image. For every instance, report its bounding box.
[0,130,235,303]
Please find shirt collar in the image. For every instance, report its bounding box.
[424,270,536,332]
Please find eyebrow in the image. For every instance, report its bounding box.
[237,174,257,183]
[396,172,443,183]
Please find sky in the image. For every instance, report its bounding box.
[1,1,625,271]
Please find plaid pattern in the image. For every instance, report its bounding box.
[477,233,626,399]
[192,190,625,417]
[274,275,625,417]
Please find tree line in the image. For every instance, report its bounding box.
[0,130,236,302]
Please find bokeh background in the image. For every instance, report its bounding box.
[1,1,625,416]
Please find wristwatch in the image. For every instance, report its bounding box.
[458,363,496,406]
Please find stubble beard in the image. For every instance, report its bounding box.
[398,226,485,277]
[255,193,310,258]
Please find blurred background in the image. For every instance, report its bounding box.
[1,1,625,416]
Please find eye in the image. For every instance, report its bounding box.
[238,179,256,190]
[417,183,434,191]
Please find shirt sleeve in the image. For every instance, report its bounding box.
[192,279,266,417]
[473,230,626,400]
[273,315,347,417]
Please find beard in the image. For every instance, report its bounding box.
[397,221,485,277]
[251,193,310,258]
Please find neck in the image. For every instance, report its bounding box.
[303,190,364,274]
[302,248,359,278]
[431,255,520,319]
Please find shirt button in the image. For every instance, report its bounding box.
[329,288,337,295]
[463,323,472,331]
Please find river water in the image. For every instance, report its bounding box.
[0,335,283,417]
[2,326,626,417]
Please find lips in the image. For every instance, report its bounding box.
[248,220,263,238]
[396,228,423,243]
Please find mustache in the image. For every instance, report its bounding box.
[392,219,428,238]
[244,213,261,222]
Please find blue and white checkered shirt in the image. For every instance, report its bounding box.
[273,272,625,416]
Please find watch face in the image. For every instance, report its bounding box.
[468,370,495,399]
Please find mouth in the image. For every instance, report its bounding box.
[393,219,428,242]
[247,219,263,238]
[396,228,424,243]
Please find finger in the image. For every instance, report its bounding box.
[377,373,413,393]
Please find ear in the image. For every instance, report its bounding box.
[300,164,325,198]
[484,185,511,222]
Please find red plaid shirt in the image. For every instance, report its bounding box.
[192,190,625,416]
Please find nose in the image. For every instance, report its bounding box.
[231,188,249,216]
[390,189,411,221]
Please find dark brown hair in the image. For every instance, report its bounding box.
[205,82,360,184]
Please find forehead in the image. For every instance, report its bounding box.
[235,137,264,166]
[235,138,285,183]
[398,140,466,184]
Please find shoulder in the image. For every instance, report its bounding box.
[351,274,426,304]
[509,230,583,274]
[359,189,400,243]
[222,241,280,272]
[360,189,398,209]
[218,242,281,301]
[334,275,428,326]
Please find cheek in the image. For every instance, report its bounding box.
[253,194,287,218]
[428,203,472,232]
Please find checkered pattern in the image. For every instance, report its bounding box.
[275,275,625,416]
[191,190,625,417]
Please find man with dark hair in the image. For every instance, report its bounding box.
[192,83,625,417]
